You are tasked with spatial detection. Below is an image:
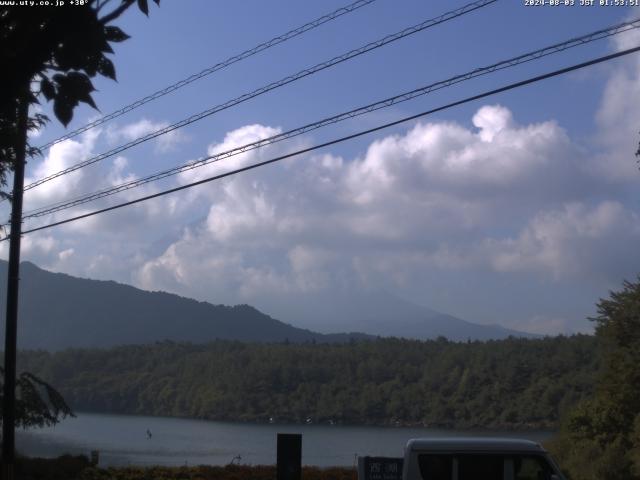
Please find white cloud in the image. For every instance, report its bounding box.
[344,106,583,215]
[473,105,514,142]
[108,118,187,153]
[178,124,284,185]
[12,118,199,285]
[611,22,640,54]
[588,24,640,182]
[58,248,74,261]
[487,201,640,281]
[22,234,57,255]
[13,92,640,336]
[23,129,100,209]
[135,105,638,319]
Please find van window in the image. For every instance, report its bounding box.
[417,454,453,480]
[415,453,555,480]
[458,454,504,480]
[513,456,551,480]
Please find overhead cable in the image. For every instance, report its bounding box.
[21,18,640,220]
[35,0,380,151]
[12,44,640,239]
[23,0,497,192]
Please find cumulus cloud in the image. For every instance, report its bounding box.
[23,128,100,209]
[22,234,57,256]
[58,248,74,261]
[344,106,586,217]
[10,118,200,283]
[11,88,640,335]
[178,124,290,186]
[134,105,639,329]
[487,201,640,281]
[22,131,172,239]
[587,23,640,182]
[473,105,514,142]
[108,118,187,153]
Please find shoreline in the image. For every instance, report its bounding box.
[18,412,555,470]
[67,409,558,432]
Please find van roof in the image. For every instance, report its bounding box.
[406,437,546,453]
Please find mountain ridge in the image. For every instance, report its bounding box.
[0,261,370,350]
[256,289,537,341]
[0,260,535,350]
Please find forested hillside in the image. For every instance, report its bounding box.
[547,278,640,479]
[0,261,528,348]
[0,261,370,349]
[18,335,597,429]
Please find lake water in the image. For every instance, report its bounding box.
[16,412,553,467]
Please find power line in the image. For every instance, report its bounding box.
[12,45,640,239]
[22,0,497,193]
[35,0,379,152]
[21,18,640,220]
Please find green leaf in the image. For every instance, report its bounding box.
[65,71,95,90]
[40,77,55,101]
[51,72,98,121]
[104,25,130,43]
[84,53,102,77]
[101,41,115,54]
[137,0,149,16]
[53,97,74,127]
[97,57,116,81]
[64,72,98,110]
[80,93,98,110]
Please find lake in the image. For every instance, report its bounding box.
[16,412,553,467]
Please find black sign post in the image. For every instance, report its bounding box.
[277,433,302,480]
[357,456,404,480]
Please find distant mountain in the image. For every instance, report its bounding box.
[255,290,538,342]
[0,261,535,350]
[0,261,369,350]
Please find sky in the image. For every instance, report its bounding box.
[3,0,640,336]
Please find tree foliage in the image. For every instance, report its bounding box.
[0,0,159,192]
[18,335,598,430]
[548,278,640,479]
[1,0,159,429]
[0,366,73,429]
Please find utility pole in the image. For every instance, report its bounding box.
[2,92,29,480]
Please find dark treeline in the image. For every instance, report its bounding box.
[547,278,640,479]
[17,335,597,429]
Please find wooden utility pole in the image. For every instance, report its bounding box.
[2,93,29,480]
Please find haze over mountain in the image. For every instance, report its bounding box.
[255,290,537,341]
[0,261,367,350]
[0,261,534,350]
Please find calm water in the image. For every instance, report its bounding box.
[16,412,553,467]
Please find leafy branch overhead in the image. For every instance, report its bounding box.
[0,0,159,428]
[0,0,159,188]
[0,366,74,429]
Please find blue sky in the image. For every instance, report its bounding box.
[5,0,640,335]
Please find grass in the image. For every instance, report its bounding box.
[15,456,357,480]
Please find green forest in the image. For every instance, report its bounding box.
[548,278,640,479]
[18,334,597,430]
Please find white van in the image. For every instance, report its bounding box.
[402,438,566,480]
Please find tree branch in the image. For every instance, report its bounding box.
[96,0,116,14]
[99,0,135,25]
